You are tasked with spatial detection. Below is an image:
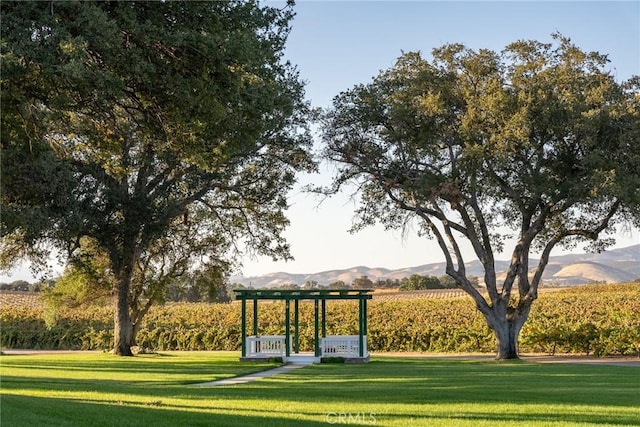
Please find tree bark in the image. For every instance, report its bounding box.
[130,298,154,348]
[113,273,134,356]
[485,304,531,360]
[492,319,520,360]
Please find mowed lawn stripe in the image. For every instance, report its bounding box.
[1,353,638,426]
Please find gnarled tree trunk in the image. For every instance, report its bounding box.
[484,303,531,360]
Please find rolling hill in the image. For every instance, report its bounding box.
[232,244,640,288]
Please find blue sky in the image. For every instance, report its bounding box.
[2,1,638,282]
[239,0,640,277]
[284,1,639,108]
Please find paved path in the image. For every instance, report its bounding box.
[194,362,312,387]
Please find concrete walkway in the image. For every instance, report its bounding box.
[194,361,312,387]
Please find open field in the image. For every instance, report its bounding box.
[369,286,575,301]
[1,352,638,426]
[0,291,43,308]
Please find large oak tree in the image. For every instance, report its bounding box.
[1,1,314,355]
[320,35,639,359]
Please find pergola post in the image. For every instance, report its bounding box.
[363,297,368,336]
[294,299,299,354]
[314,298,320,357]
[358,297,364,358]
[241,298,247,357]
[253,298,258,336]
[321,299,327,338]
[285,299,291,357]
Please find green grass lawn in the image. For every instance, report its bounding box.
[1,352,638,426]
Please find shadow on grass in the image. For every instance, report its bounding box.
[0,353,278,381]
[0,394,322,427]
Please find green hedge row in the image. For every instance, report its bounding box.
[1,284,638,356]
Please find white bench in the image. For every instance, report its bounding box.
[321,335,368,357]
[245,335,287,357]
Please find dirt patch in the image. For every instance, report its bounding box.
[372,352,640,367]
[519,354,640,367]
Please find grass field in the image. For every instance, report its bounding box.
[1,352,638,426]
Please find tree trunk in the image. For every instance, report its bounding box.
[113,275,134,356]
[485,305,531,360]
[131,322,141,348]
[492,318,521,359]
[130,299,154,349]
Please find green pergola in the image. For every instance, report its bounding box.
[234,289,373,359]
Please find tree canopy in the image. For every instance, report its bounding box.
[1,0,315,355]
[320,34,640,359]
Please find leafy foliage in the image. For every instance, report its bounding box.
[166,264,232,303]
[1,1,314,355]
[398,274,443,290]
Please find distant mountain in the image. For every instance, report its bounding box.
[232,244,640,288]
[550,262,636,285]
